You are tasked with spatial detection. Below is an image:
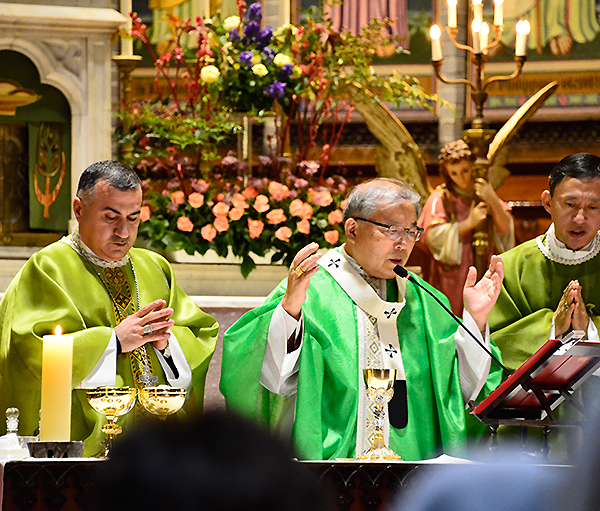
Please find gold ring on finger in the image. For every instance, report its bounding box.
[294,266,305,277]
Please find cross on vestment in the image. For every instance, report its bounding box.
[385,344,398,358]
[138,365,159,387]
[328,257,341,268]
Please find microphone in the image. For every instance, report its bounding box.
[393,264,510,377]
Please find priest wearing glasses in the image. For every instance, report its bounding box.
[221,178,504,461]
[0,161,218,456]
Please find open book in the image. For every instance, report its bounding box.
[472,331,600,423]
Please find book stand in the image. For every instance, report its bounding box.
[472,332,600,456]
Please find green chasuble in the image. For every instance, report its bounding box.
[0,241,218,456]
[221,249,503,461]
[488,236,600,371]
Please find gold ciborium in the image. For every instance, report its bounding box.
[138,386,186,419]
[86,387,136,458]
[357,368,402,460]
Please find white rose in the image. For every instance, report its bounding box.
[223,16,241,31]
[251,64,268,77]
[200,65,221,83]
[273,53,293,67]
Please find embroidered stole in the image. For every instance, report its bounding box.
[318,250,407,456]
[98,265,158,388]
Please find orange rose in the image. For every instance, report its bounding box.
[200,224,217,241]
[266,208,287,225]
[176,216,194,232]
[275,226,293,242]
[297,219,310,234]
[140,205,150,222]
[268,181,290,201]
[214,216,230,232]
[248,219,264,239]
[340,198,349,210]
[242,187,259,199]
[171,190,185,205]
[328,209,343,225]
[232,192,249,209]
[254,194,270,213]
[289,199,313,220]
[324,230,339,244]
[212,201,230,216]
[188,192,205,208]
[229,207,245,221]
[308,188,333,207]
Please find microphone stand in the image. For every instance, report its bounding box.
[393,265,510,378]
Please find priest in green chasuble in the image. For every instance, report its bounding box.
[489,153,600,371]
[221,178,504,461]
[0,161,218,456]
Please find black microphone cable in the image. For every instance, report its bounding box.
[393,264,510,377]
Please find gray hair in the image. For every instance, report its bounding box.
[77,160,141,200]
[343,178,422,223]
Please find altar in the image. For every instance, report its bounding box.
[0,459,572,511]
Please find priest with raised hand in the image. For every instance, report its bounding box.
[221,178,504,461]
[0,160,218,456]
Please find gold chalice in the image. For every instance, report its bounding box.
[138,386,186,419]
[357,368,402,461]
[86,387,137,458]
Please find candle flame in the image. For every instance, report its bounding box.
[480,22,490,36]
[54,325,62,336]
[471,18,482,33]
[430,24,442,40]
[516,19,531,34]
[494,0,504,5]
[472,0,482,5]
[447,0,457,6]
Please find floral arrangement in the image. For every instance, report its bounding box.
[121,1,443,276]
[139,153,348,277]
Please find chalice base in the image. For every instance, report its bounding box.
[356,431,402,461]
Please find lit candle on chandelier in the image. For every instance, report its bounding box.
[480,22,490,54]
[494,0,504,26]
[430,25,443,61]
[447,0,457,28]
[471,18,482,53]
[472,0,483,25]
[40,326,73,442]
[515,19,531,56]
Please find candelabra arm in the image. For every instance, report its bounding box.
[446,26,477,53]
[483,56,526,90]
[432,60,474,89]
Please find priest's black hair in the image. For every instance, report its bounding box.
[77,160,141,199]
[549,153,600,196]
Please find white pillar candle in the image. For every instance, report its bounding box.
[480,22,490,54]
[515,19,530,56]
[472,0,483,25]
[471,18,481,53]
[40,326,73,442]
[119,0,133,56]
[430,25,443,60]
[204,0,211,19]
[447,0,458,28]
[494,0,504,26]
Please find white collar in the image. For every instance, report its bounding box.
[536,223,600,265]
[63,228,131,268]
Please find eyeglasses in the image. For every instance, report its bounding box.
[354,217,424,242]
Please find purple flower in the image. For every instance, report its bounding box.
[239,51,254,67]
[263,47,277,64]
[228,28,241,42]
[256,26,273,49]
[242,21,261,45]
[247,2,262,23]
[264,81,286,99]
[279,63,293,79]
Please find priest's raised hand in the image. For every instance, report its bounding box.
[463,254,504,332]
[281,242,322,320]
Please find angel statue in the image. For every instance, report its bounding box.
[354,81,558,314]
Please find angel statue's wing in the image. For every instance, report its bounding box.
[487,81,559,166]
[353,99,432,203]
